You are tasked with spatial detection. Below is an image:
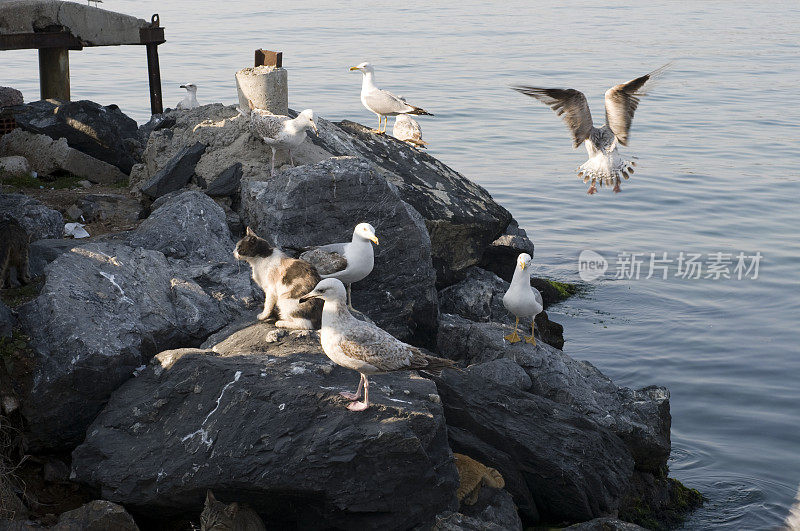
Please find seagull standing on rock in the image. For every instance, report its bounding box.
[299,278,457,411]
[246,102,318,177]
[349,62,433,134]
[512,64,669,194]
[503,253,543,345]
[316,223,378,311]
[176,83,199,109]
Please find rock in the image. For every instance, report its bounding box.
[429,512,507,531]
[0,299,14,338]
[0,129,128,184]
[530,277,578,307]
[27,238,82,278]
[65,204,82,221]
[435,368,634,523]
[71,343,459,529]
[53,500,139,531]
[460,487,522,531]
[77,180,92,189]
[140,142,206,199]
[437,314,671,474]
[9,100,141,173]
[0,87,23,108]
[478,220,535,282]
[0,155,31,176]
[438,266,564,349]
[42,457,71,483]
[200,162,242,197]
[316,121,513,286]
[17,243,230,451]
[241,157,438,346]
[565,517,647,530]
[466,358,531,392]
[0,194,63,241]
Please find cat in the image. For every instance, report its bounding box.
[453,453,505,506]
[0,216,30,289]
[234,227,322,329]
[200,490,267,531]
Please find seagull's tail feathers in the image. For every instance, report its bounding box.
[406,139,429,148]
[577,152,637,190]
[421,354,459,377]
[406,105,433,117]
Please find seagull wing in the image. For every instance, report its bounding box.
[364,87,416,115]
[604,63,670,146]
[512,86,593,148]
[250,112,288,143]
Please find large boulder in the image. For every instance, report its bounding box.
[52,500,139,531]
[436,366,634,523]
[9,99,141,174]
[565,517,647,530]
[478,220,536,282]
[0,194,63,241]
[17,243,229,451]
[0,87,23,108]
[0,299,14,338]
[437,314,671,474]
[140,142,206,199]
[312,120,513,286]
[241,157,438,346]
[438,266,564,349]
[71,334,459,529]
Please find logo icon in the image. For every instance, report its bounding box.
[578,250,608,281]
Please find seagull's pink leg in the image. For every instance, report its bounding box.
[587,181,598,195]
[340,374,364,401]
[270,147,276,177]
[347,376,369,411]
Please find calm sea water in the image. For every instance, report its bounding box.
[4,1,799,528]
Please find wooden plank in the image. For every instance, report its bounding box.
[39,48,70,100]
[255,49,282,68]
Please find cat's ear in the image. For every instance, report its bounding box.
[205,490,216,505]
[246,226,256,237]
[224,502,239,519]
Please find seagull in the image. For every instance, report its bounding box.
[176,83,199,110]
[349,62,433,134]
[393,113,428,148]
[246,102,318,177]
[502,253,543,344]
[315,223,378,311]
[512,64,670,194]
[299,278,456,411]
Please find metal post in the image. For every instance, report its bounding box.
[145,42,163,114]
[38,47,70,100]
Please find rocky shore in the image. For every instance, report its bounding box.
[0,99,701,529]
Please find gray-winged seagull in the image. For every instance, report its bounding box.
[177,83,199,109]
[316,223,378,311]
[246,102,318,176]
[502,253,543,344]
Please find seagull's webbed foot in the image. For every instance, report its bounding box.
[587,183,598,195]
[613,176,622,193]
[524,322,537,345]
[505,330,522,343]
[347,401,369,411]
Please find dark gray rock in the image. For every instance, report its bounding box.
[71,342,458,529]
[28,239,82,278]
[460,487,522,531]
[437,314,671,474]
[479,219,535,282]
[429,512,507,531]
[565,517,647,530]
[241,157,438,346]
[0,87,23,108]
[201,162,242,197]
[438,266,564,349]
[313,120,512,286]
[0,194,63,241]
[0,299,13,338]
[10,100,141,173]
[140,142,206,199]
[17,243,229,451]
[53,500,139,531]
[435,368,634,523]
[466,358,531,392]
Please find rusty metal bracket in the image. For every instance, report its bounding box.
[255,49,282,68]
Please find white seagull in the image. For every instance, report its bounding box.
[393,113,427,148]
[246,102,318,176]
[512,64,669,194]
[176,83,199,109]
[316,223,378,311]
[299,278,456,411]
[349,62,432,134]
[502,253,543,345]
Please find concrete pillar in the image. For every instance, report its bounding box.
[39,48,70,100]
[235,66,288,115]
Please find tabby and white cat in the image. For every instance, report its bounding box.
[0,216,30,289]
[234,227,322,329]
[200,490,266,531]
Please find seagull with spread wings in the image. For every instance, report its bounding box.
[512,64,669,194]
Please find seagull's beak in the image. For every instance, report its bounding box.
[518,258,526,270]
[311,121,318,134]
[179,85,186,88]
[349,66,360,71]
[298,290,319,303]
[369,234,379,245]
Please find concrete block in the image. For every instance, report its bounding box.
[235,66,288,115]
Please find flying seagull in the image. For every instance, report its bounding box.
[349,62,432,134]
[176,83,199,110]
[246,102,318,176]
[512,64,670,194]
[299,278,456,411]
